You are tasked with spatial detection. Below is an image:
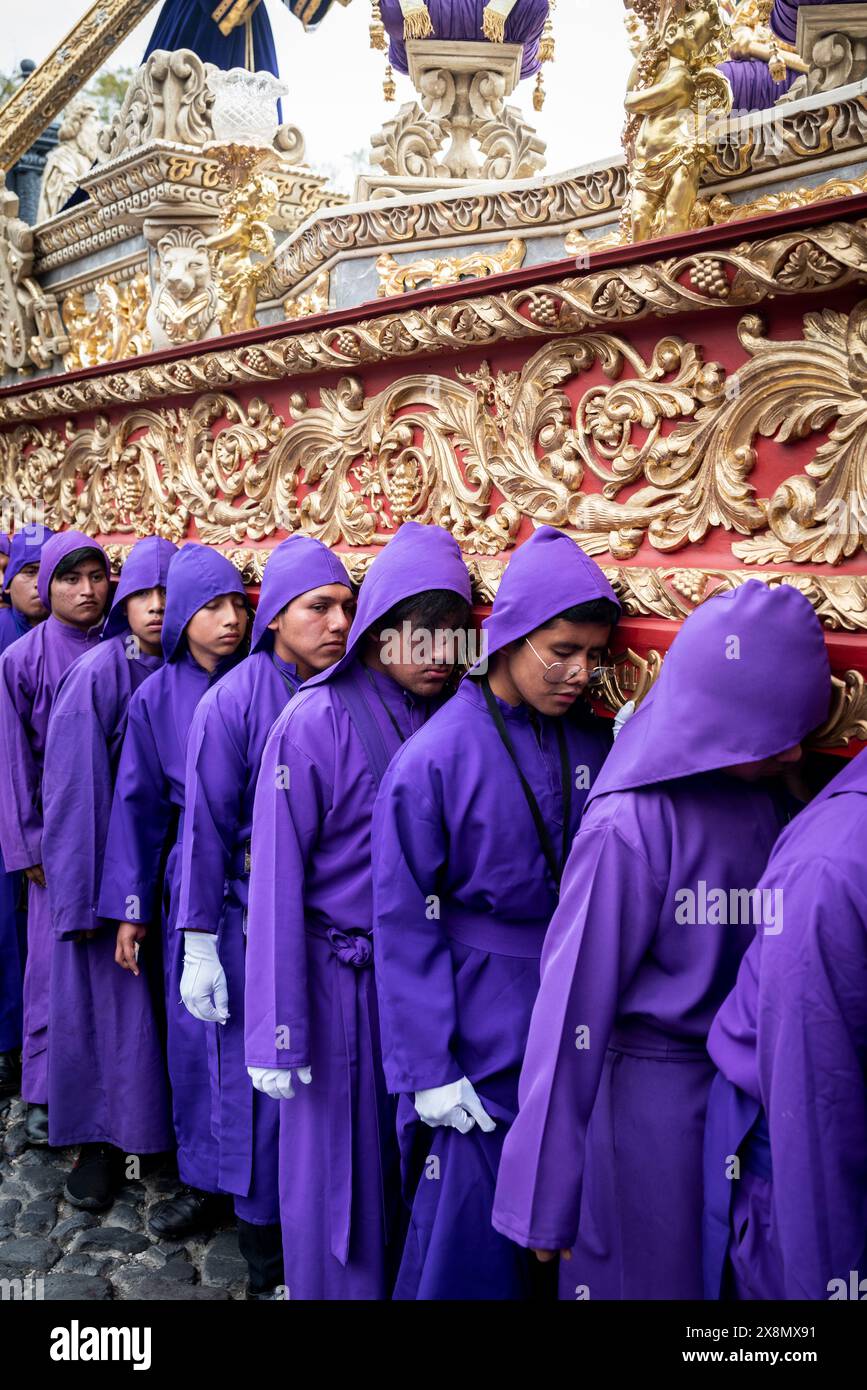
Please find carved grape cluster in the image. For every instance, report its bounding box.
[689,259,730,299]
[529,294,560,327]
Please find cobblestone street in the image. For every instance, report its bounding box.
[0,1096,248,1300]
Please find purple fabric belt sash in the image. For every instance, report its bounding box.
[609,1019,710,1060]
[308,924,389,1267]
[444,912,548,960]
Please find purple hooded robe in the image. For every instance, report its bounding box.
[491,580,831,1300]
[0,530,108,1103]
[0,528,54,1055]
[244,521,472,1300]
[704,747,867,1300]
[43,537,177,1152]
[372,527,619,1300]
[97,544,247,1189]
[177,536,352,1224]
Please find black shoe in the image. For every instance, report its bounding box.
[147,1187,224,1239]
[24,1103,49,1147]
[65,1144,123,1212]
[0,1051,21,1098]
[247,1286,285,1300]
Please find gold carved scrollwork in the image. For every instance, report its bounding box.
[376,238,526,297]
[8,297,867,574]
[61,271,151,370]
[2,217,866,425]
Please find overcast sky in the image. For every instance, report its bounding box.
[4,0,633,192]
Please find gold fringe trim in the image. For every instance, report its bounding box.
[482,11,506,43]
[403,10,434,39]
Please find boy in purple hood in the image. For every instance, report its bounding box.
[704,746,867,1301]
[244,521,472,1300]
[177,535,354,1299]
[0,527,53,1100]
[492,581,831,1299]
[372,527,619,1299]
[98,543,249,1238]
[43,536,177,1209]
[0,531,109,1144]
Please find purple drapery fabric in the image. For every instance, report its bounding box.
[380,0,549,79]
[373,527,618,1299]
[177,536,351,1222]
[492,581,831,1299]
[244,522,471,1299]
[97,543,246,1188]
[0,531,108,1101]
[43,538,176,1152]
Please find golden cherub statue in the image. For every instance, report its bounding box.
[623,0,732,242]
[206,166,278,335]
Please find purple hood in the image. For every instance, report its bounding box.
[102,536,178,642]
[589,580,831,801]
[305,521,471,688]
[37,530,108,613]
[251,536,353,653]
[162,543,247,663]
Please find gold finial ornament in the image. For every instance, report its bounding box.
[533,68,545,111]
[622,0,733,243]
[383,62,397,101]
[370,0,387,50]
[398,0,434,40]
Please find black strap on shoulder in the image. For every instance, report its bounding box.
[480,676,572,887]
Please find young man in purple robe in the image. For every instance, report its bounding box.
[704,747,867,1301]
[0,528,52,1099]
[98,543,249,1238]
[0,531,109,1145]
[42,536,177,1209]
[176,535,354,1299]
[491,580,831,1300]
[244,521,472,1301]
[372,526,620,1300]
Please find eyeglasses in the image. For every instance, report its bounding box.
[524,638,614,688]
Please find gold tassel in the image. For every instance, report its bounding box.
[369,0,386,50]
[539,18,555,63]
[383,62,396,102]
[533,69,545,112]
[482,10,506,43]
[400,2,434,40]
[768,44,786,83]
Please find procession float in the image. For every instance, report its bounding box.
[3,0,867,762]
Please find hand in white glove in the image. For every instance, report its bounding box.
[247,1065,313,1100]
[612,699,635,741]
[414,1077,496,1135]
[180,931,228,1024]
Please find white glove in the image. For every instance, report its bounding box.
[612,699,635,741]
[180,931,228,1024]
[414,1077,496,1135]
[247,1065,313,1100]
